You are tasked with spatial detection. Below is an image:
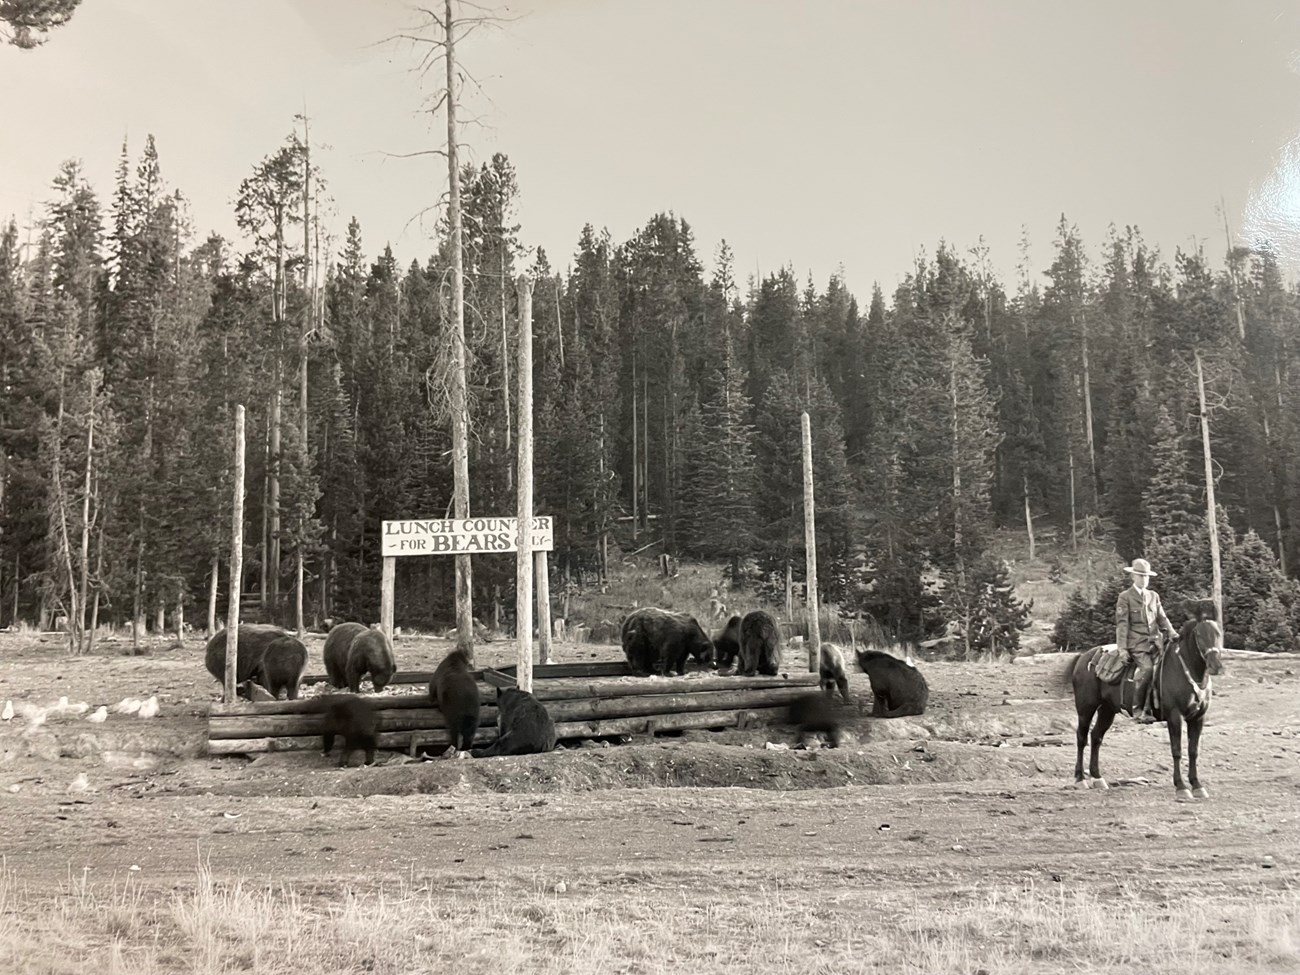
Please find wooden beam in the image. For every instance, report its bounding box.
[380,556,395,642]
[207,726,499,756]
[552,706,789,739]
[523,673,819,701]
[801,411,820,673]
[494,661,632,679]
[540,686,811,722]
[209,706,501,740]
[207,705,794,756]
[223,405,246,703]
[209,687,494,717]
[516,275,535,692]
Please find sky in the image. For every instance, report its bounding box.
[4,0,1300,302]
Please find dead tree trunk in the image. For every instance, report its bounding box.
[1196,352,1224,636]
[1078,313,1097,497]
[296,112,312,637]
[87,522,104,654]
[207,555,219,636]
[76,379,94,652]
[1023,475,1035,561]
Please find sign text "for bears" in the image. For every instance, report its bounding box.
[380,517,554,557]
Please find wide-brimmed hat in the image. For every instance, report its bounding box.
[1122,558,1156,577]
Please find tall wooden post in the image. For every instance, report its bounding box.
[515,276,535,692]
[536,550,552,664]
[801,412,820,673]
[380,557,395,642]
[445,0,475,661]
[223,405,246,704]
[1196,352,1224,637]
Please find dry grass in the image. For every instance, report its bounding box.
[1,861,1296,975]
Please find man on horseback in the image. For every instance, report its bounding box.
[1115,558,1178,724]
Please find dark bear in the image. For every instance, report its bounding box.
[203,624,290,695]
[256,635,308,700]
[320,694,377,768]
[819,642,851,702]
[620,607,715,677]
[429,648,481,756]
[855,649,929,717]
[324,622,397,693]
[323,622,367,687]
[713,615,742,672]
[739,610,781,676]
[787,692,844,748]
[471,687,557,757]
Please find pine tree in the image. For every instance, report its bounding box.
[678,366,757,582]
[1052,576,1126,651]
[1,0,81,47]
[938,557,1033,658]
[1143,406,1202,545]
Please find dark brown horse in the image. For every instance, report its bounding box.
[1064,612,1224,800]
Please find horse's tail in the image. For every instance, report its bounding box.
[1056,651,1082,696]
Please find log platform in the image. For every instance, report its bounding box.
[207,661,821,757]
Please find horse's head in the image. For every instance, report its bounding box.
[1192,619,1224,676]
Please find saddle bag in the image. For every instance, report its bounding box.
[1093,645,1129,685]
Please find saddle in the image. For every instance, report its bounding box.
[1092,644,1164,720]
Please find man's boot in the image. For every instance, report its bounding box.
[1132,669,1157,723]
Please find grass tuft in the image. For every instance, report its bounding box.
[0,864,1295,975]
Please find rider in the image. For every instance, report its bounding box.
[1115,557,1178,723]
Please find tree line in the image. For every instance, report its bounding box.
[2,130,1298,654]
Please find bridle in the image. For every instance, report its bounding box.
[1166,623,1219,712]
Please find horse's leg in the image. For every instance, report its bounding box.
[1074,697,1094,786]
[1187,713,1208,799]
[1167,710,1192,801]
[1088,705,1115,790]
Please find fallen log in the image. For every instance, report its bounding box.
[517,673,821,701]
[552,706,790,739]
[208,687,490,717]
[541,686,812,723]
[208,705,500,740]
[206,726,499,756]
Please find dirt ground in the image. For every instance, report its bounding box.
[1,631,1297,903]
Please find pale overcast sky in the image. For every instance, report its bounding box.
[3,0,1300,300]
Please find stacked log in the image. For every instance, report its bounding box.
[207,664,821,756]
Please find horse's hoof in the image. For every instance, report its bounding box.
[1176,789,1194,802]
[1090,777,1109,791]
[1073,778,1089,790]
[1192,786,1209,800]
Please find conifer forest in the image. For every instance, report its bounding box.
[2,129,1299,656]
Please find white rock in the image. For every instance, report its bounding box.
[136,696,160,720]
[1,701,12,721]
[85,706,108,724]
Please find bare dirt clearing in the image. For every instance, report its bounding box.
[1,633,1297,973]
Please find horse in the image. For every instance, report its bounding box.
[1063,609,1224,801]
